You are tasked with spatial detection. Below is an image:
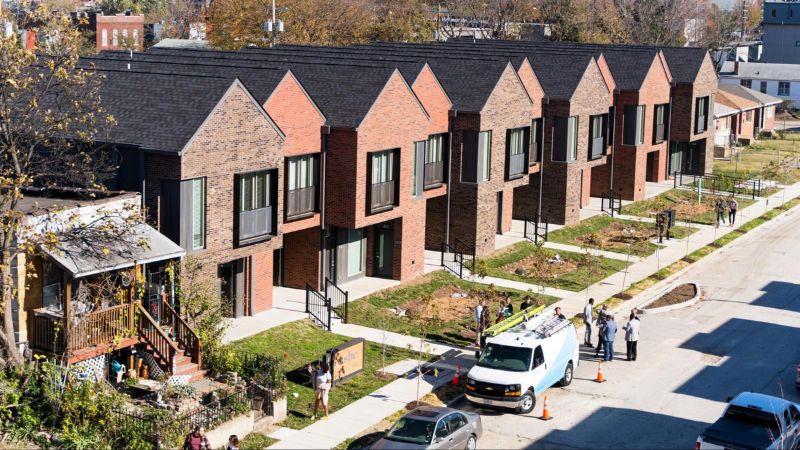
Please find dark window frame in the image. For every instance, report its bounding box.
[367,148,399,214]
[505,126,530,180]
[653,103,669,144]
[285,153,320,221]
[235,169,277,246]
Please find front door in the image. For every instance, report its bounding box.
[273,248,283,287]
[335,228,365,283]
[219,259,245,318]
[373,223,394,278]
[496,191,503,234]
[646,152,656,182]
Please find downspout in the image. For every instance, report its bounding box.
[536,98,549,221]
[445,109,457,246]
[666,85,674,177]
[138,148,146,210]
[319,125,330,288]
[609,90,620,194]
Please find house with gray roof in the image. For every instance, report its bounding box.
[720,61,799,108]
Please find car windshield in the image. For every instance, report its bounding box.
[384,417,435,444]
[477,343,532,372]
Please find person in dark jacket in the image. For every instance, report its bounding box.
[715,196,727,225]
[728,196,738,225]
[594,305,608,358]
[183,426,210,450]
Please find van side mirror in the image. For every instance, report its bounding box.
[725,396,733,403]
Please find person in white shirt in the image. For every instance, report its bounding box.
[583,298,595,346]
[624,312,641,361]
[309,361,332,420]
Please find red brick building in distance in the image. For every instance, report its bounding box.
[95,13,144,52]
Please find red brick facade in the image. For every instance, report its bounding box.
[95,14,144,52]
[669,54,717,175]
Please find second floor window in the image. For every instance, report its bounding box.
[553,116,578,162]
[112,29,118,46]
[238,171,274,243]
[424,134,445,188]
[479,131,491,181]
[461,130,491,183]
[760,81,768,93]
[740,79,752,89]
[588,114,606,160]
[779,81,791,96]
[530,118,543,165]
[287,154,317,219]
[695,96,710,134]
[653,104,668,144]
[623,105,645,146]
[370,149,397,212]
[179,177,205,251]
[101,29,108,47]
[506,127,528,179]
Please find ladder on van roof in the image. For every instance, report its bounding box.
[482,304,546,338]
[532,316,571,337]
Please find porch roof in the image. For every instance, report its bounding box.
[41,223,185,278]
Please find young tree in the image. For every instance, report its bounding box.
[438,0,539,40]
[0,4,118,367]
[369,0,436,43]
[173,257,229,354]
[614,0,703,46]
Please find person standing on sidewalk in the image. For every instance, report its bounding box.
[624,312,640,361]
[728,196,738,225]
[715,196,727,225]
[583,298,595,347]
[474,300,486,345]
[309,361,332,420]
[479,306,491,348]
[495,300,507,324]
[603,315,617,362]
[595,305,608,358]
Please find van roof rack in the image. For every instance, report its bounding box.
[482,304,546,338]
[531,316,571,337]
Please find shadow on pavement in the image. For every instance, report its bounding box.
[751,280,800,314]
[676,317,800,402]
[522,406,708,449]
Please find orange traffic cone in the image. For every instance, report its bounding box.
[452,364,461,386]
[540,395,553,421]
[595,362,606,383]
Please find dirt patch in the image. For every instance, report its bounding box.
[671,199,713,218]
[399,287,474,322]
[647,283,697,309]
[613,292,633,300]
[577,222,656,248]
[504,252,579,279]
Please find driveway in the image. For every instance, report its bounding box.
[462,208,800,449]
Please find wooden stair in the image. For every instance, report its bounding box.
[137,303,205,382]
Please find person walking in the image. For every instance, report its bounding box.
[602,315,617,362]
[226,435,240,450]
[728,196,738,225]
[715,196,727,225]
[594,305,608,358]
[309,361,332,420]
[479,305,491,348]
[183,427,210,450]
[624,312,641,361]
[583,298,595,347]
[496,300,507,324]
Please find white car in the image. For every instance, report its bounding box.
[465,311,579,414]
[696,392,800,450]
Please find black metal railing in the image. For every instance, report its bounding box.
[601,191,622,217]
[370,180,395,212]
[325,277,349,324]
[305,284,330,330]
[239,206,273,241]
[286,186,316,219]
[441,242,466,278]
[523,215,549,245]
[673,171,763,199]
[589,136,605,160]
[423,160,444,187]
[508,152,526,178]
[454,238,476,274]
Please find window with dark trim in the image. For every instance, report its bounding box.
[779,81,791,96]
[369,149,398,213]
[479,131,491,181]
[530,118,543,165]
[588,114,606,160]
[653,104,669,144]
[286,154,318,220]
[623,105,645,146]
[237,170,275,244]
[423,133,446,188]
[506,126,529,179]
[178,177,206,252]
[760,81,768,93]
[740,79,752,89]
[695,96,711,134]
[553,116,578,162]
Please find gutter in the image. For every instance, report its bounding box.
[319,125,331,288]
[445,109,457,246]
[609,89,620,194]
[537,98,549,221]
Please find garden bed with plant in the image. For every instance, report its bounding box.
[226,320,422,430]
[547,215,697,257]
[346,271,559,348]
[620,188,756,225]
[479,242,630,291]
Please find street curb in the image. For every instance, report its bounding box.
[637,281,701,314]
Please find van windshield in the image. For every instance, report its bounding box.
[477,343,532,372]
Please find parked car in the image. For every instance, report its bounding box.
[465,311,578,414]
[371,406,482,450]
[696,392,800,450]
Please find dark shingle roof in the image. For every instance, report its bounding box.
[89,49,398,128]
[86,68,237,152]
[659,47,708,84]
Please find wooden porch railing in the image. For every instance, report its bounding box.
[137,303,178,374]
[161,302,202,367]
[33,303,135,354]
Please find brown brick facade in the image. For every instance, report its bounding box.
[282,226,321,289]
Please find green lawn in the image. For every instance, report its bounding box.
[346,271,559,348]
[481,241,630,291]
[621,188,756,225]
[547,215,697,257]
[240,433,278,450]
[714,132,800,185]
[229,320,420,430]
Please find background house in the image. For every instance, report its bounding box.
[719,61,798,108]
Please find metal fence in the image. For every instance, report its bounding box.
[523,215,549,245]
[454,238,476,274]
[325,277,349,323]
[305,284,331,330]
[441,242,467,278]
[601,191,622,216]
[673,171,763,199]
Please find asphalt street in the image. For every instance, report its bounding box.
[463,207,800,449]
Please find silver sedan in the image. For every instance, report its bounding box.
[371,406,482,450]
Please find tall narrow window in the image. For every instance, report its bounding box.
[760,81,768,93]
[553,116,578,162]
[567,117,578,161]
[133,30,139,47]
[370,150,396,212]
[287,154,317,219]
[479,131,491,181]
[191,178,205,250]
[623,105,645,146]
[530,118,543,165]
[589,114,605,160]
[412,141,425,197]
[506,127,529,179]
[423,134,445,188]
[112,29,118,46]
[101,29,108,47]
[653,104,668,144]
[695,96,710,134]
[238,171,272,242]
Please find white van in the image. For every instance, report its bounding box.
[465,311,579,414]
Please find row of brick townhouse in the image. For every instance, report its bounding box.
[78,40,719,324]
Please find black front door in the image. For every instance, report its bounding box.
[646,152,656,182]
[496,192,503,234]
[219,259,245,318]
[373,223,394,278]
[273,248,284,287]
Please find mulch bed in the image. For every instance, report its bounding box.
[647,283,697,309]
